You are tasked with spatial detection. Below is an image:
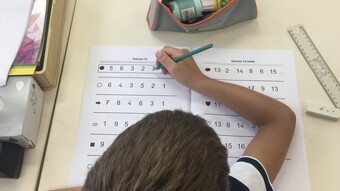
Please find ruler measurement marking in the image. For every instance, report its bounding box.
[287,24,340,108]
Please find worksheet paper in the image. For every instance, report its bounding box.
[0,0,34,86]
[69,46,310,190]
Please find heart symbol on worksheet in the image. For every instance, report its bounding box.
[205,101,211,106]
[16,81,24,92]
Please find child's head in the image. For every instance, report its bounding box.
[83,110,230,191]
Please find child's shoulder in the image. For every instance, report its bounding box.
[229,156,274,191]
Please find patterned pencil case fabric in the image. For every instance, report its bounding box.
[147,0,257,33]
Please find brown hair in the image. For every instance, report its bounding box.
[83,110,229,191]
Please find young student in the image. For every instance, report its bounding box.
[57,46,296,191]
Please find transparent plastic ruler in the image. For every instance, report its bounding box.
[287,24,340,108]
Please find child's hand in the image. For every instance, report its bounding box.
[155,46,208,90]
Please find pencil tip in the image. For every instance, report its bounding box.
[155,65,163,70]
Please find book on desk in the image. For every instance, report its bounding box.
[6,0,69,89]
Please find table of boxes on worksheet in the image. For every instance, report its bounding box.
[69,46,309,191]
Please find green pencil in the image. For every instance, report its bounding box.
[156,43,213,70]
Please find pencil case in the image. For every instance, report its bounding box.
[146,0,257,33]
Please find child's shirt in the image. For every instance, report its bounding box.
[229,156,274,191]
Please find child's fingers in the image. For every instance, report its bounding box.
[155,50,175,71]
[162,68,168,74]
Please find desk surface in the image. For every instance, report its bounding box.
[38,0,340,190]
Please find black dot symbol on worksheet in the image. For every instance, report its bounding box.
[205,68,211,72]
[99,65,105,70]
[90,142,95,147]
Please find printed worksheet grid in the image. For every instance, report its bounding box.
[191,58,290,164]
[69,47,309,191]
[87,57,289,166]
[86,60,190,164]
